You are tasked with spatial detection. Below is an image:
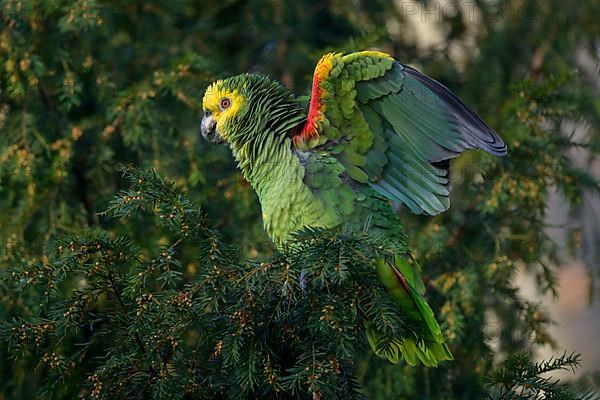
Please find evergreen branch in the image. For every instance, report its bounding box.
[486,352,595,400]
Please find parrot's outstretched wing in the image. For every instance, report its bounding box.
[293,51,506,215]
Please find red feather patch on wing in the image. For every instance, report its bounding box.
[293,54,334,148]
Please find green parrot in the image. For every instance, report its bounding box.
[200,51,506,366]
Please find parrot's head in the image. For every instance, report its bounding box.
[201,76,248,145]
[200,74,304,148]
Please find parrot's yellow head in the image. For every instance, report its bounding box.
[201,79,246,144]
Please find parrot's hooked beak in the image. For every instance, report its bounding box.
[200,111,224,144]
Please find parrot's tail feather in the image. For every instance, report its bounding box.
[369,258,453,367]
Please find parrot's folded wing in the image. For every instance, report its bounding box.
[292,51,506,215]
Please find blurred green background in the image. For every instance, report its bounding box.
[1,0,599,398]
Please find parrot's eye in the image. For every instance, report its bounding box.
[219,98,232,110]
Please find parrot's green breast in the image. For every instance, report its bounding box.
[234,137,350,246]
[255,144,338,245]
